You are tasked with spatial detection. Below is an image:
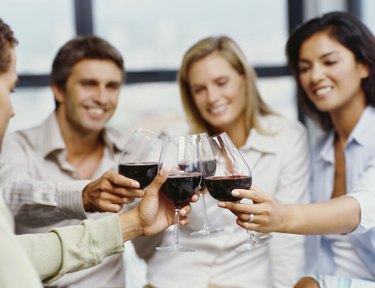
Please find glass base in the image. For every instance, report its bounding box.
[190,226,224,236]
[235,234,273,252]
[257,233,273,243]
[156,244,195,252]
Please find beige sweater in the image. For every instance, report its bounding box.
[0,193,124,287]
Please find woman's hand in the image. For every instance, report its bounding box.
[217,184,289,233]
[218,184,362,235]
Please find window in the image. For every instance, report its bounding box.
[95,0,296,134]
[362,0,375,33]
[3,0,299,135]
[93,0,288,69]
[7,87,55,133]
[0,0,75,74]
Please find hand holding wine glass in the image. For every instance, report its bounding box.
[156,134,202,252]
[205,132,272,251]
[217,184,286,234]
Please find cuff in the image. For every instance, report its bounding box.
[347,192,375,233]
[58,180,90,219]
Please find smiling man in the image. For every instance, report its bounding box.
[0,36,139,288]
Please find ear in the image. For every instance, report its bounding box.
[51,84,65,105]
[358,62,370,79]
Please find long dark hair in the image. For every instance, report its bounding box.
[286,11,375,131]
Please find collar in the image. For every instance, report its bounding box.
[317,132,335,163]
[347,106,375,147]
[32,113,66,158]
[316,106,375,163]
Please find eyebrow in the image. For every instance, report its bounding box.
[299,51,340,63]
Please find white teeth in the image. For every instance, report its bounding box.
[209,105,226,114]
[316,87,332,96]
[87,107,104,116]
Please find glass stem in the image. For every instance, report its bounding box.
[246,230,258,244]
[173,208,180,247]
[200,191,209,228]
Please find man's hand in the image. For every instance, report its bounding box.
[82,170,144,213]
[119,169,199,241]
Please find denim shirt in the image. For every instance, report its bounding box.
[306,106,375,279]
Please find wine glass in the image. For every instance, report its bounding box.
[118,128,163,189]
[190,133,223,236]
[156,134,202,252]
[205,132,272,251]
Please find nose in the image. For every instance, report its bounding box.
[310,64,325,83]
[206,85,219,103]
[94,85,110,104]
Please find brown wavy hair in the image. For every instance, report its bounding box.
[0,18,18,74]
[50,35,125,108]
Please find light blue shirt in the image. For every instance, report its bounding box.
[306,106,375,278]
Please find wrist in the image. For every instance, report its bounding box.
[118,208,144,242]
[280,204,297,233]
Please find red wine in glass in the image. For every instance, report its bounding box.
[161,172,201,209]
[179,159,216,189]
[179,133,223,236]
[118,129,163,190]
[204,175,252,202]
[156,134,202,252]
[200,159,216,189]
[209,132,272,251]
[118,162,158,189]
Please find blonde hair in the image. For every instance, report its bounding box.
[178,35,274,135]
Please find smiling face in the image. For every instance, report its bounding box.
[0,47,17,150]
[298,31,369,115]
[54,58,122,135]
[188,52,247,133]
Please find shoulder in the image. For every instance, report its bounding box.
[246,114,309,158]
[3,124,41,149]
[1,126,43,164]
[259,114,307,138]
[4,113,55,149]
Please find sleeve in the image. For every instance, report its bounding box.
[270,122,311,288]
[0,134,89,226]
[18,214,125,283]
[347,153,375,233]
[0,194,43,288]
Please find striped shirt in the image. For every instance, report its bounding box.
[0,112,127,288]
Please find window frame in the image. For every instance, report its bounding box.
[15,0,363,125]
